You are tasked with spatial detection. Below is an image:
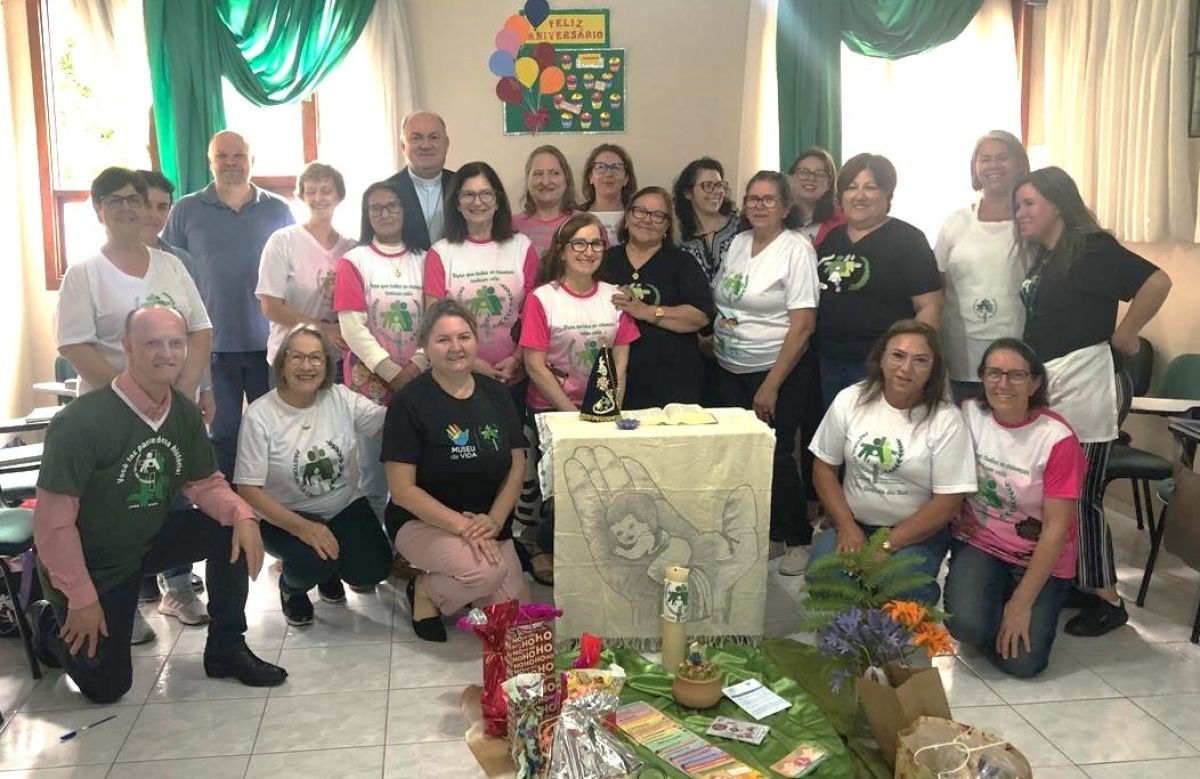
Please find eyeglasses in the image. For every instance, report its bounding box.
[285,350,326,367]
[884,349,934,370]
[367,202,402,217]
[629,206,669,225]
[743,195,781,209]
[696,180,730,194]
[458,190,496,205]
[102,194,145,210]
[568,238,606,253]
[792,167,829,181]
[981,367,1031,384]
[593,162,626,174]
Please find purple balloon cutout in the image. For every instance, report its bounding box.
[524,0,551,28]
[488,50,516,79]
[495,28,521,57]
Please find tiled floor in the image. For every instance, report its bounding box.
[2,501,1199,777]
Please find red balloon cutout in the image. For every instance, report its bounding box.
[531,42,556,71]
[496,77,523,106]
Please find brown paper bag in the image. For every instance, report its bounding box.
[856,664,951,765]
[1164,462,1200,570]
[894,716,1032,779]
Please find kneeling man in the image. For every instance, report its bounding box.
[30,305,287,702]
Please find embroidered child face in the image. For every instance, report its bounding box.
[611,513,656,560]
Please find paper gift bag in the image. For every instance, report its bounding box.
[856,664,951,765]
[894,716,1032,779]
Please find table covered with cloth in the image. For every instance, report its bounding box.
[536,409,775,648]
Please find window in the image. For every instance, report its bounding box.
[28,0,153,289]
[1190,0,1200,136]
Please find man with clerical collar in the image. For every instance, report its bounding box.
[385,110,454,246]
[29,305,288,702]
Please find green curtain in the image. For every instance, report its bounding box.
[145,0,376,196]
[776,0,984,168]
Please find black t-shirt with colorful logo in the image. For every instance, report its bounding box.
[36,386,217,604]
[382,372,527,540]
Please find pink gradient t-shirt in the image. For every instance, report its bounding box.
[953,401,1086,579]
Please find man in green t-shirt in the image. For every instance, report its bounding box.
[29,306,287,702]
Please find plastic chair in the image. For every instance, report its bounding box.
[1105,369,1172,534]
[1117,336,1156,397]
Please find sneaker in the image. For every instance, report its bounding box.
[778,545,810,576]
[281,589,314,626]
[1064,597,1128,637]
[159,588,210,626]
[191,573,205,594]
[138,575,162,603]
[317,577,346,604]
[131,611,157,645]
[768,541,786,560]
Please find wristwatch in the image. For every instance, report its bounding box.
[653,306,665,324]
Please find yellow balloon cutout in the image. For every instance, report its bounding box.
[515,57,540,89]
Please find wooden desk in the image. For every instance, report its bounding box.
[1131,397,1200,417]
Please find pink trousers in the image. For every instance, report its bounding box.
[394,521,529,614]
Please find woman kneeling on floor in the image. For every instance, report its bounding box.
[944,338,1085,677]
[384,299,530,642]
[235,324,393,626]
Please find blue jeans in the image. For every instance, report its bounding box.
[944,540,1070,678]
[809,522,950,606]
[210,351,270,479]
[818,351,868,410]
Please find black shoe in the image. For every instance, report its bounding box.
[138,575,162,603]
[191,573,205,594]
[204,643,288,687]
[1064,597,1129,637]
[280,589,314,626]
[317,577,346,604]
[1062,587,1099,610]
[25,600,62,669]
[406,578,446,642]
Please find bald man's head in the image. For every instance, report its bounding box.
[401,112,449,179]
[123,306,188,390]
[208,131,252,187]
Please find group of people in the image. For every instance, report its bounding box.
[29,111,1171,705]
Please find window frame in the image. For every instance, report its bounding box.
[1190,0,1200,137]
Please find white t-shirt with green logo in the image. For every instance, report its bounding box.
[810,383,976,527]
[712,230,819,374]
[234,384,386,518]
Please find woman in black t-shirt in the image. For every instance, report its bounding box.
[601,186,713,409]
[1015,166,1171,638]
[383,299,530,641]
[815,153,943,408]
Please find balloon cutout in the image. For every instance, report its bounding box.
[514,56,540,89]
[531,42,556,70]
[503,14,533,43]
[538,66,565,95]
[524,0,551,28]
[496,77,523,106]
[488,50,515,78]
[494,28,521,57]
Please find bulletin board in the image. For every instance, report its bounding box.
[503,48,627,135]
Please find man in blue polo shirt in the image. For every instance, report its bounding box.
[163,131,294,477]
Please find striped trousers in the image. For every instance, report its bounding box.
[1076,439,1116,589]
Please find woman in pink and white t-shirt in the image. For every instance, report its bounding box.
[512,145,579,257]
[424,162,538,389]
[945,338,1086,678]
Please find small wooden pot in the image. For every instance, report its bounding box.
[672,674,724,709]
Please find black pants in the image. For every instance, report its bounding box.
[260,497,392,595]
[710,354,814,546]
[44,508,250,704]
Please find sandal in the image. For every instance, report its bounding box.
[530,551,554,587]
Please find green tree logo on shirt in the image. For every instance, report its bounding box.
[817,254,870,293]
[127,448,168,508]
[719,273,747,302]
[973,298,998,323]
[469,286,503,317]
[574,338,602,370]
[853,433,905,482]
[293,442,345,496]
[138,291,177,309]
[480,424,501,451]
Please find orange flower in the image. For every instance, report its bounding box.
[883,600,928,629]
[913,623,954,657]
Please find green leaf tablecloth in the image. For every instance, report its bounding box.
[557,640,892,778]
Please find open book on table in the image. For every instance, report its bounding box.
[621,403,717,426]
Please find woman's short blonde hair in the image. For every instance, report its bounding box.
[272,323,337,391]
[295,161,346,200]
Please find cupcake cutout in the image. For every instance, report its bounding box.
[599,111,611,129]
[609,93,622,108]
[580,112,593,130]
[590,91,603,110]
[560,53,574,72]
[560,112,574,129]
[566,74,577,89]
[608,56,621,73]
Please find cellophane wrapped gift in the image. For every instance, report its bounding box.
[546,683,642,778]
[459,601,563,737]
[504,673,546,779]
[895,716,1032,779]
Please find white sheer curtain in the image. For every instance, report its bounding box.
[1044,0,1193,243]
[737,0,780,191]
[839,0,1020,244]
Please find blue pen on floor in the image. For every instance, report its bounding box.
[59,714,116,742]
